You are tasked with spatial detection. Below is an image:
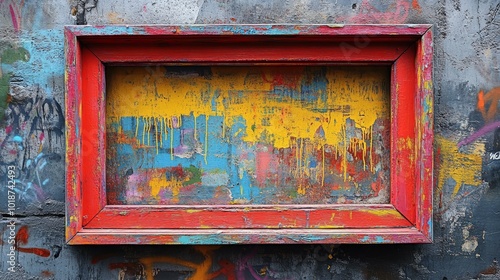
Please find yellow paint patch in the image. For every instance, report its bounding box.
[69,215,78,223]
[436,136,483,196]
[424,80,433,91]
[149,176,183,202]
[397,137,415,162]
[106,66,389,150]
[360,209,400,217]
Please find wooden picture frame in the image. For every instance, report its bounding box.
[65,25,433,244]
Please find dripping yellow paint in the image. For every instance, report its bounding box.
[106,66,389,152]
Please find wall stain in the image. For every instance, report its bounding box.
[345,0,418,24]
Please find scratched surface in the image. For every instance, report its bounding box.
[105,66,391,205]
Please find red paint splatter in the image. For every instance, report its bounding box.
[13,226,51,257]
[256,146,273,187]
[261,68,302,89]
[15,225,29,245]
[41,270,54,277]
[207,259,236,280]
[170,164,185,178]
[17,247,51,257]
[412,0,422,12]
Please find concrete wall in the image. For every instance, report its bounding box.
[1,0,499,279]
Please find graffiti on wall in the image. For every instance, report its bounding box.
[0,225,51,257]
[0,82,64,204]
[435,86,500,235]
[94,245,337,280]
[95,247,264,280]
[0,0,21,33]
[105,65,392,206]
[0,25,65,205]
[459,87,500,187]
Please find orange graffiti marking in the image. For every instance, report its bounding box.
[412,0,422,12]
[140,246,220,280]
[477,87,500,122]
[103,247,267,280]
[478,90,486,116]
[0,225,51,257]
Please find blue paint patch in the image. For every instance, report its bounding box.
[211,90,220,112]
[428,217,433,236]
[120,117,135,131]
[298,235,328,242]
[300,67,328,104]
[233,170,253,200]
[277,234,328,243]
[177,235,239,245]
[117,144,134,155]
[375,236,386,243]
[201,171,229,187]
[70,25,306,37]
[17,29,65,97]
[70,26,141,36]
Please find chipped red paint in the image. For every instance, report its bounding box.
[65,24,433,244]
[416,28,434,239]
[64,26,82,242]
[67,228,431,245]
[84,205,412,229]
[81,47,106,226]
[391,44,417,224]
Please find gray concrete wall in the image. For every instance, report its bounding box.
[1,0,499,279]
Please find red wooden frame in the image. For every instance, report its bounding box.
[65,25,433,244]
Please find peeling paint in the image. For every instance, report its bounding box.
[106,65,391,205]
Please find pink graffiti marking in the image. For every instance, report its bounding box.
[459,87,500,148]
[458,121,500,148]
[9,3,20,32]
[235,250,274,280]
